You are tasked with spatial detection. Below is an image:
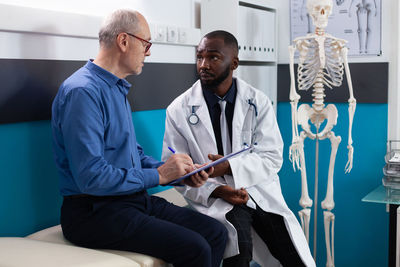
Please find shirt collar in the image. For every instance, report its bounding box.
[85,60,132,95]
[202,78,237,107]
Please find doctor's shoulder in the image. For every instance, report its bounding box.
[166,87,193,114]
[242,81,272,107]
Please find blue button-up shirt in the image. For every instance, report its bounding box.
[51,60,161,196]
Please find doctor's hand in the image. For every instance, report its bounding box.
[183,164,214,188]
[208,154,232,177]
[157,154,194,185]
[211,186,249,205]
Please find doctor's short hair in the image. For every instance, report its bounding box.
[203,30,239,55]
[98,9,140,48]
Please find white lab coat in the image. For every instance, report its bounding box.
[162,78,315,267]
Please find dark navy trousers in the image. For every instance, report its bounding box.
[61,191,228,267]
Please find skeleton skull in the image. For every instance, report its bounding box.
[307,0,333,29]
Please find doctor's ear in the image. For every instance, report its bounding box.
[231,57,239,70]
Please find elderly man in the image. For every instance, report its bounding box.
[51,9,227,267]
[162,31,315,267]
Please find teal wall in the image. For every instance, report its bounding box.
[278,102,388,267]
[0,103,389,266]
[131,109,170,195]
[0,120,60,237]
[0,109,168,237]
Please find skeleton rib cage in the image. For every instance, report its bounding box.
[295,37,345,91]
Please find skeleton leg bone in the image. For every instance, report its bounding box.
[324,211,335,267]
[321,132,341,211]
[299,208,311,243]
[321,132,341,267]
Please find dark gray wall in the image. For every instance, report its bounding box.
[0,59,388,124]
[277,62,388,103]
[0,59,198,124]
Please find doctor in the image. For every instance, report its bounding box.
[162,31,314,267]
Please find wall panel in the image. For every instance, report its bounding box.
[0,59,197,124]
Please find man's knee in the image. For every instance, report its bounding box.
[209,217,229,245]
[183,233,213,264]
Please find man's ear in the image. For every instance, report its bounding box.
[116,33,129,52]
[231,57,239,70]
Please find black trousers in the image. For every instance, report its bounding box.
[61,191,228,267]
[223,204,305,267]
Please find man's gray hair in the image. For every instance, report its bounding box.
[99,9,140,48]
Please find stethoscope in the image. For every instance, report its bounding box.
[187,99,259,148]
[187,106,200,125]
[187,99,258,125]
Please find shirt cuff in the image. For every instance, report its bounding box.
[202,181,220,207]
[142,168,160,189]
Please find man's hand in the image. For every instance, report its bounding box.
[157,154,194,185]
[208,154,232,177]
[183,164,214,188]
[211,185,249,205]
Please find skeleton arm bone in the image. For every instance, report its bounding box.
[341,47,357,173]
[288,45,301,170]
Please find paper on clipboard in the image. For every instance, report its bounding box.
[167,146,252,186]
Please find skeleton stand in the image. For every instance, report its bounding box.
[313,127,319,259]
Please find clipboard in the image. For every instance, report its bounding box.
[167,146,252,186]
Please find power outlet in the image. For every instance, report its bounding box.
[154,25,167,42]
[167,26,178,43]
[178,28,188,44]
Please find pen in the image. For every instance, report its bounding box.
[168,146,199,173]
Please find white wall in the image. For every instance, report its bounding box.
[276,0,399,141]
[0,0,200,63]
[0,0,196,26]
[390,1,400,141]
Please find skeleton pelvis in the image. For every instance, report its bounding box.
[297,104,338,139]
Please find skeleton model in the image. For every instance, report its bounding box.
[301,0,348,34]
[288,0,356,266]
[348,0,377,54]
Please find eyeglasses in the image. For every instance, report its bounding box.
[126,33,152,53]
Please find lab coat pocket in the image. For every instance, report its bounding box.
[241,130,253,147]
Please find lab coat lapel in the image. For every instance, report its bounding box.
[232,78,253,152]
[188,81,217,153]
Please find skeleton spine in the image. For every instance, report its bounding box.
[312,71,326,111]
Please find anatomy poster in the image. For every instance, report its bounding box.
[290,0,382,56]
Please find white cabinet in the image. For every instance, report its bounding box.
[201,0,278,111]
[237,4,276,62]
